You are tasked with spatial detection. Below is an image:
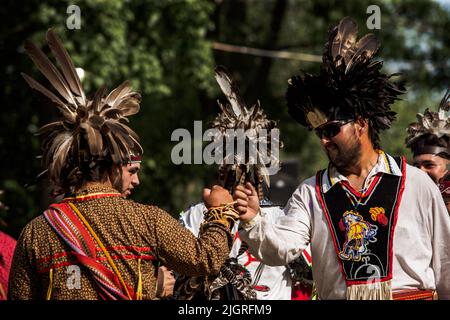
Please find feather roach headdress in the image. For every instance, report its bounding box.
[212,66,281,200]
[405,89,450,158]
[287,17,405,146]
[22,29,143,195]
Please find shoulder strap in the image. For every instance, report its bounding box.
[44,202,135,300]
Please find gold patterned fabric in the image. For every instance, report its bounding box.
[9,183,233,300]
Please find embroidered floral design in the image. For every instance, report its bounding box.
[369,207,389,226]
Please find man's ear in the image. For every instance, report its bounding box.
[355,118,368,135]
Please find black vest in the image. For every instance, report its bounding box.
[316,156,406,284]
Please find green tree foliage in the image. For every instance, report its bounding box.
[211,0,449,180]
[0,0,448,237]
[0,0,217,236]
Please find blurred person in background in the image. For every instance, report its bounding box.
[405,89,450,184]
[175,66,313,300]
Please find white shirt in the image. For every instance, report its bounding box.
[180,203,292,300]
[239,152,450,299]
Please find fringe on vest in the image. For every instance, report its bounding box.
[346,280,393,300]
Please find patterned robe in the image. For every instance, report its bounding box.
[8,183,232,300]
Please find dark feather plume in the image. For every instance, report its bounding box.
[21,73,76,123]
[405,88,450,148]
[287,16,405,140]
[331,17,358,65]
[23,39,77,107]
[46,29,86,104]
[345,34,379,74]
[23,29,143,196]
[439,88,450,112]
[212,65,281,196]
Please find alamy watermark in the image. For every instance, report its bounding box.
[66,5,81,30]
[366,5,381,30]
[66,265,81,290]
[171,121,281,176]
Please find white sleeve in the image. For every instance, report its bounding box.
[238,182,312,267]
[178,202,207,237]
[430,188,450,300]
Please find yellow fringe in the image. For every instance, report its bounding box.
[346,280,393,300]
[46,268,53,300]
[68,202,132,300]
[136,258,143,300]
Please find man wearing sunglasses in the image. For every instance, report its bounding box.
[233,17,450,300]
[313,119,360,173]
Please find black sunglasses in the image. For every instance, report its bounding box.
[314,120,353,139]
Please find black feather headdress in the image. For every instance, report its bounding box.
[287,17,405,137]
[212,66,281,200]
[405,88,450,157]
[22,29,143,195]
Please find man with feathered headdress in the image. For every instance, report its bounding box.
[174,66,313,300]
[8,29,238,300]
[405,89,450,184]
[406,89,450,213]
[234,17,450,300]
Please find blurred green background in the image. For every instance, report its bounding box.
[0,0,449,238]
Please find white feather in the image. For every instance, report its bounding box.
[214,68,245,117]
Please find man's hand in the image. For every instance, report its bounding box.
[156,266,175,299]
[203,185,233,208]
[233,182,259,222]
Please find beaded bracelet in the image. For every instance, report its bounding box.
[204,202,239,229]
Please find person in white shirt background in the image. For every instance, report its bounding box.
[174,66,313,300]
